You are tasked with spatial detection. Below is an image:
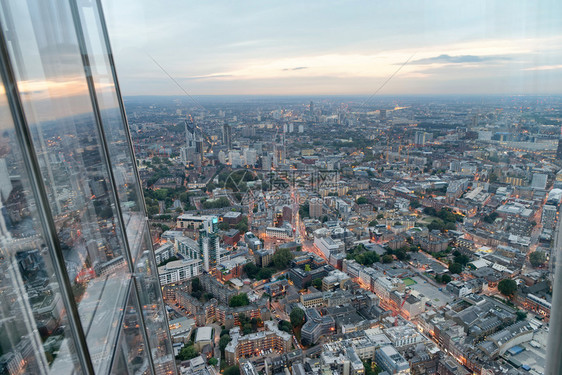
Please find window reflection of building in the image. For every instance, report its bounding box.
[0,1,175,374]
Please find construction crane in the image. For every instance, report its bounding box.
[247,189,255,229]
[393,290,411,326]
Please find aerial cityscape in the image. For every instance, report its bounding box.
[1,1,562,375]
[123,94,561,374]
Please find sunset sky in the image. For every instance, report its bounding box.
[103,0,562,96]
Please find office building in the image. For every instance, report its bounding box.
[254,248,274,267]
[262,153,272,171]
[415,131,433,146]
[225,321,292,365]
[222,123,232,150]
[176,214,217,232]
[229,151,243,168]
[309,197,323,218]
[158,258,202,285]
[244,148,257,166]
[542,205,557,230]
[301,309,335,344]
[375,345,410,374]
[198,227,221,272]
[531,173,548,190]
[244,232,263,251]
[0,2,175,374]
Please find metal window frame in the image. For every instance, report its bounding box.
[93,1,178,373]
[67,0,161,373]
[0,15,95,375]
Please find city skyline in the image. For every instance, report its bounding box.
[104,0,562,96]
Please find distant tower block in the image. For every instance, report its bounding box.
[222,122,232,150]
[380,109,386,120]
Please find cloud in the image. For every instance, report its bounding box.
[410,54,510,65]
[183,74,234,80]
[523,64,562,71]
[282,67,309,71]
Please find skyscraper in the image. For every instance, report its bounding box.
[222,122,232,150]
[181,119,203,167]
[197,218,220,272]
[0,1,175,374]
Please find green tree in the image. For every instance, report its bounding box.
[224,366,240,375]
[250,317,261,331]
[208,357,218,366]
[483,212,499,223]
[219,335,231,355]
[147,204,159,217]
[218,221,230,231]
[454,254,470,266]
[441,274,452,284]
[273,248,294,269]
[381,254,393,264]
[191,277,201,292]
[356,197,368,204]
[229,293,249,307]
[278,320,292,333]
[312,278,323,289]
[154,188,168,201]
[299,203,310,218]
[427,220,443,232]
[498,279,517,297]
[202,196,231,209]
[449,262,463,275]
[529,251,547,267]
[516,311,527,321]
[304,264,311,272]
[368,220,378,227]
[235,216,248,233]
[395,249,408,261]
[409,200,421,209]
[243,263,259,279]
[257,268,273,280]
[177,345,197,360]
[290,307,305,328]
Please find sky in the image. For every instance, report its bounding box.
[102,0,562,96]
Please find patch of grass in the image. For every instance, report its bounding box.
[402,278,414,286]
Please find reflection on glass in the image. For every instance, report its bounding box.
[76,0,148,262]
[110,286,152,375]
[0,77,81,373]
[76,2,176,373]
[1,1,130,371]
[135,235,176,375]
[0,0,175,373]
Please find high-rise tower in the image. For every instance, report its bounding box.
[222,122,232,150]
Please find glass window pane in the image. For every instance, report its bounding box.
[0,1,131,372]
[76,0,148,262]
[0,76,82,373]
[110,286,153,375]
[134,233,175,375]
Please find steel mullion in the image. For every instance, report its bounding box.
[94,2,178,374]
[67,1,159,374]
